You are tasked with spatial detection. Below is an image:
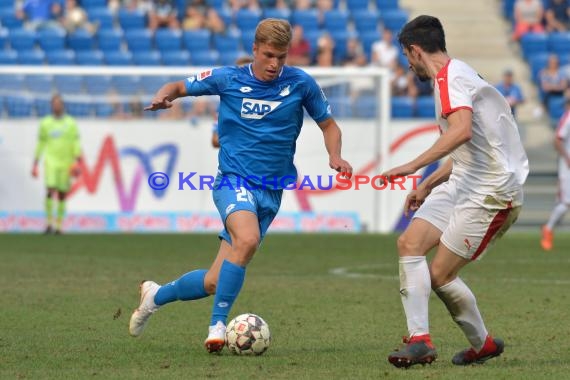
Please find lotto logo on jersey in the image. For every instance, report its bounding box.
[240,98,282,119]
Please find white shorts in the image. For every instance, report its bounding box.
[558,164,570,204]
[413,181,521,261]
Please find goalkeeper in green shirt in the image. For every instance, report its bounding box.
[31,94,82,235]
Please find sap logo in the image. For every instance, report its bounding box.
[241,98,281,119]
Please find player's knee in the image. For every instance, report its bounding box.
[231,234,260,264]
[429,264,455,289]
[397,234,422,256]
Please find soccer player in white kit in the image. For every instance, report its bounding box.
[541,98,570,251]
[382,15,529,368]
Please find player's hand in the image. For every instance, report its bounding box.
[144,96,173,111]
[381,162,417,183]
[70,162,81,177]
[330,156,352,179]
[31,165,38,178]
[403,184,430,218]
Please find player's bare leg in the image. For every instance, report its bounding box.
[542,202,569,251]
[43,188,57,234]
[55,191,67,235]
[388,219,440,368]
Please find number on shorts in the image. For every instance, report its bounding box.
[236,187,248,202]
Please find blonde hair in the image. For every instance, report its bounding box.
[254,18,292,49]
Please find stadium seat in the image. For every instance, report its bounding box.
[548,96,565,120]
[548,32,570,56]
[358,30,380,59]
[391,96,414,118]
[381,9,408,32]
[206,0,225,10]
[76,50,104,65]
[133,50,161,66]
[213,32,241,53]
[330,30,350,63]
[9,28,36,50]
[97,29,123,51]
[353,93,378,118]
[415,96,435,118]
[0,74,24,91]
[17,49,45,65]
[323,10,349,33]
[353,10,380,35]
[304,29,324,57]
[235,9,261,32]
[183,29,211,53]
[37,28,66,51]
[263,8,291,21]
[346,0,369,11]
[26,75,53,93]
[67,29,94,51]
[118,9,147,30]
[0,27,7,48]
[104,50,133,65]
[520,33,548,59]
[190,50,219,66]
[376,0,399,10]
[0,8,23,29]
[161,50,191,66]
[66,102,93,117]
[291,10,320,32]
[155,29,182,52]
[46,49,76,65]
[84,75,112,95]
[6,97,33,117]
[139,75,169,93]
[528,53,549,82]
[124,29,153,52]
[88,7,115,30]
[240,29,255,53]
[216,8,234,29]
[34,98,51,117]
[219,50,246,65]
[81,0,107,11]
[95,102,114,117]
[54,75,84,94]
[112,75,141,95]
[0,49,17,64]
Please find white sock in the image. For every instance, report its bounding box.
[434,277,487,351]
[546,203,568,230]
[399,256,431,337]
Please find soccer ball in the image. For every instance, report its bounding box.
[225,313,271,355]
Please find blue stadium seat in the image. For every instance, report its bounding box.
[219,50,245,65]
[190,50,219,66]
[124,29,153,52]
[520,33,548,59]
[353,93,377,118]
[76,50,104,65]
[88,7,115,30]
[34,98,50,117]
[183,29,211,53]
[104,50,133,65]
[548,96,565,120]
[291,10,320,32]
[118,9,147,30]
[240,29,255,53]
[323,10,349,33]
[112,75,140,95]
[353,10,380,35]
[391,96,414,118]
[263,8,290,21]
[17,49,45,65]
[376,0,399,10]
[26,75,53,93]
[37,28,66,51]
[54,75,84,94]
[97,29,123,51]
[67,29,94,51]
[206,0,225,10]
[81,0,107,11]
[161,50,191,66]
[330,30,350,63]
[46,49,75,65]
[0,27,7,48]
[216,8,234,29]
[84,75,112,95]
[0,74,24,91]
[67,102,93,117]
[415,96,435,118]
[95,102,114,117]
[213,32,241,52]
[9,28,36,50]
[358,30,380,59]
[304,29,324,57]
[346,0,369,11]
[133,50,161,65]
[529,53,549,82]
[549,32,570,56]
[503,0,516,21]
[6,97,33,117]
[0,49,17,64]
[155,29,182,52]
[235,9,261,32]
[0,8,23,29]
[139,75,169,93]
[381,9,408,32]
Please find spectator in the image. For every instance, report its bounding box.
[539,54,568,107]
[409,73,434,98]
[229,0,261,11]
[391,62,412,96]
[371,29,398,69]
[182,4,206,30]
[16,0,63,30]
[60,0,97,33]
[123,0,153,13]
[205,7,225,34]
[512,0,545,40]
[342,36,367,67]
[545,0,570,32]
[148,0,180,31]
[315,32,334,66]
[495,69,525,118]
[287,25,311,66]
[294,0,313,10]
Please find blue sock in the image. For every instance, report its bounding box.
[211,260,246,326]
[154,269,209,306]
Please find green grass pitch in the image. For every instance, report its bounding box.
[1,233,569,379]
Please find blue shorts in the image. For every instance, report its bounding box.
[213,173,283,244]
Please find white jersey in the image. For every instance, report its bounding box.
[433,59,529,207]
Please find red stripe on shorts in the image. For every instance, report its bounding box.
[471,207,511,260]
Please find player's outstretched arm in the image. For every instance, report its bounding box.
[144,81,188,111]
[317,117,353,177]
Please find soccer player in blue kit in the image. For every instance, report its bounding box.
[129,18,353,353]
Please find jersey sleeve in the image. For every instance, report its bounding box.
[437,70,473,118]
[302,74,332,123]
[184,67,226,97]
[34,118,48,160]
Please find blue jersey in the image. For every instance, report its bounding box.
[184,64,331,189]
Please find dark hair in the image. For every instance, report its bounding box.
[398,15,446,53]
